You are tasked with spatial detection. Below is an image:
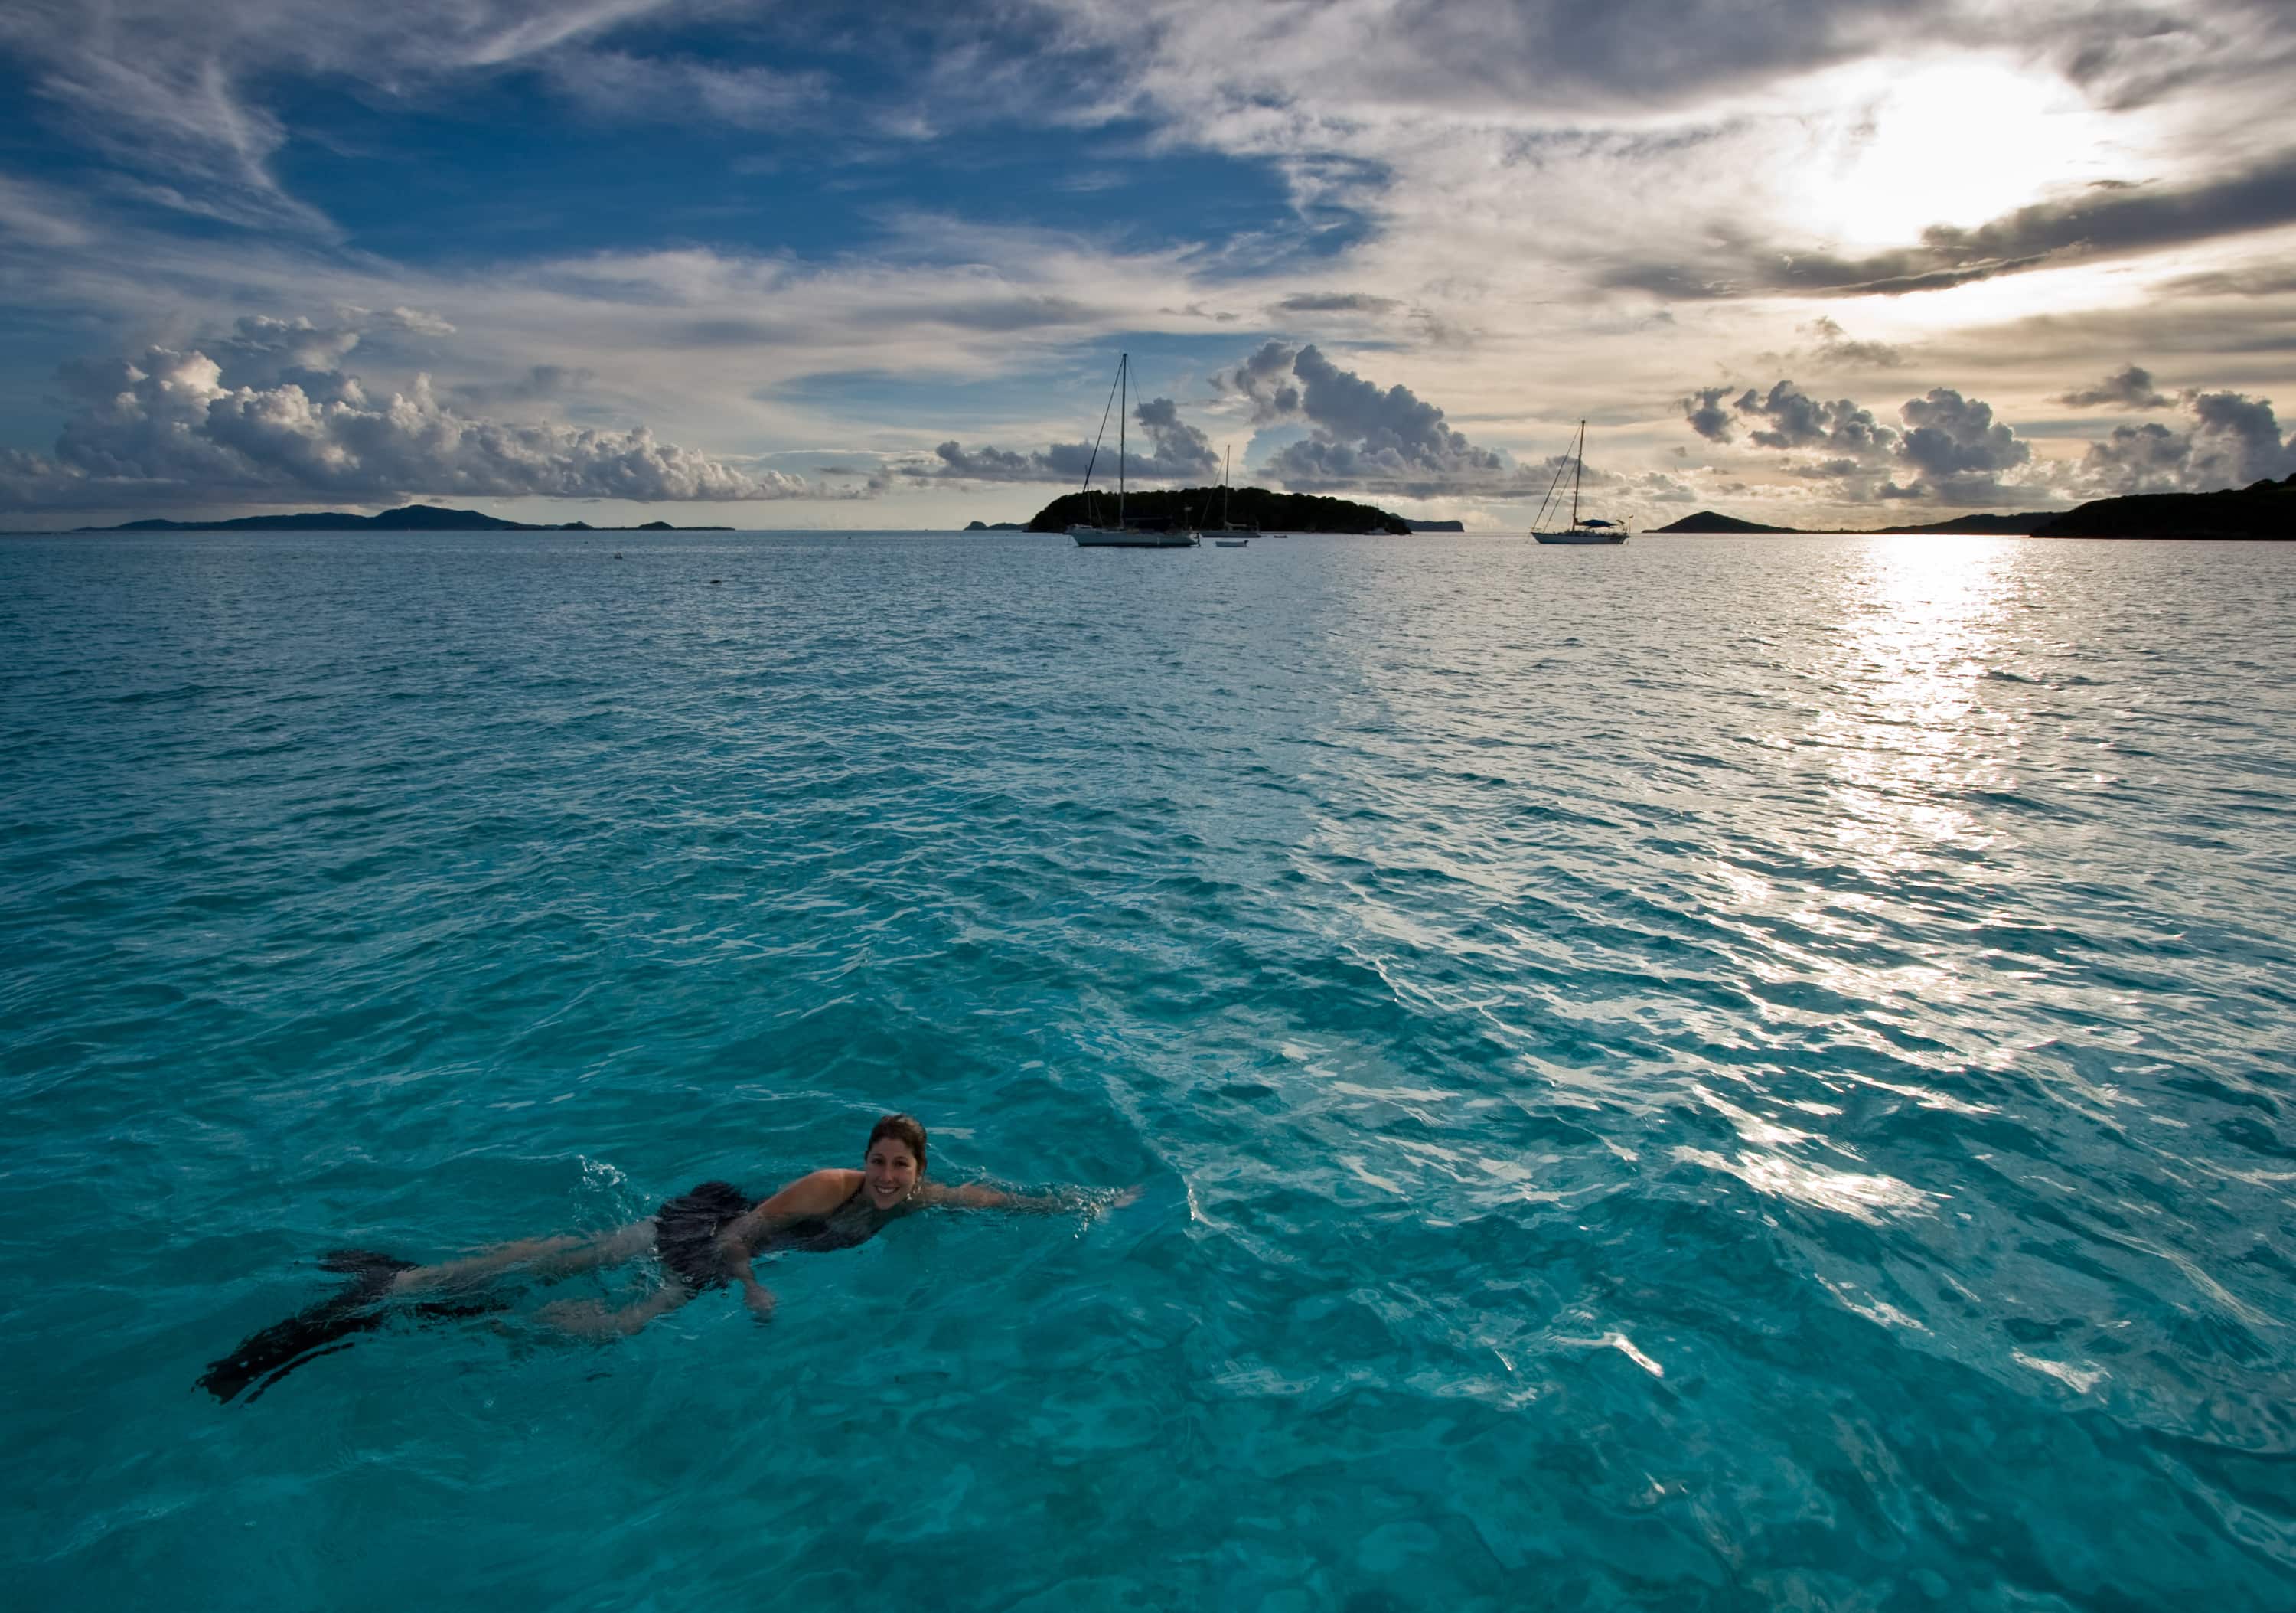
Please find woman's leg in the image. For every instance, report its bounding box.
[537,1282,694,1339]
[390,1218,659,1294]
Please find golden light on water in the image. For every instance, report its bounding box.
[1708,537,2033,1033]
[1819,534,2027,867]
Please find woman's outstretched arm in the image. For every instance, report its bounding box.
[916,1182,1141,1212]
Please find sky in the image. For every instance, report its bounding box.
[2,0,2294,532]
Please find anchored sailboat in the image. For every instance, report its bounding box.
[1212,445,1249,546]
[1069,353,1201,549]
[1531,420,1629,545]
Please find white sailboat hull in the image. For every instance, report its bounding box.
[1070,524,1200,547]
[1529,419,1626,544]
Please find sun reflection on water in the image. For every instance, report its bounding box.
[1703,535,2041,1101]
[1816,534,2029,871]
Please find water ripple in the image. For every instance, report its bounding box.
[5,530,2296,1608]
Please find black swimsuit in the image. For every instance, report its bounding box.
[654,1180,755,1290]
[653,1178,892,1290]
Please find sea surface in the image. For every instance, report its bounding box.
[4,528,2294,1611]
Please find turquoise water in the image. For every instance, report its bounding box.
[5,529,2295,1609]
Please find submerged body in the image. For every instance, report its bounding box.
[201,1114,1129,1402]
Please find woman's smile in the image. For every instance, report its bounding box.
[863,1141,919,1206]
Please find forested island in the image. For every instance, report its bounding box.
[1654,475,2295,538]
[70,504,731,534]
[1026,486,1412,534]
[2033,474,2295,538]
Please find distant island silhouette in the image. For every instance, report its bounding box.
[64,477,2290,542]
[1653,510,2058,535]
[2032,474,2295,538]
[70,504,732,534]
[1027,485,1414,534]
[1654,475,2294,539]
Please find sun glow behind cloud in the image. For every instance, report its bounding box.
[2,2,2294,527]
[1778,58,2136,250]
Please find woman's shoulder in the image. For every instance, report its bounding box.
[762,1167,862,1211]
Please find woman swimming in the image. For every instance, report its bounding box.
[200,1113,1131,1401]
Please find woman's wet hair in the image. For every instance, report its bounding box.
[866,1112,928,1172]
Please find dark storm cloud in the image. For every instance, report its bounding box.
[1228,0,1919,113]
[2076,421,2193,492]
[1735,381,1832,449]
[1225,340,1303,423]
[917,396,1218,484]
[2076,390,2296,491]
[1684,386,1737,442]
[1682,375,2048,505]
[2191,390,2294,470]
[1698,368,2296,505]
[2053,364,2173,409]
[2162,265,2296,299]
[1130,397,1220,478]
[1611,148,2296,299]
[1229,343,1532,497]
[926,442,1050,481]
[1271,292,1404,315]
[1803,317,1907,368]
[1606,235,2044,300]
[2048,3,2275,113]
[1896,388,2033,495]
[1727,381,1900,457]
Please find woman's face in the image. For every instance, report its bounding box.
[863,1138,921,1208]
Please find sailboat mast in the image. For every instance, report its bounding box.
[1117,353,1127,528]
[1223,444,1232,528]
[1570,420,1584,526]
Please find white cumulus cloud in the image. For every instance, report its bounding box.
[2,318,810,511]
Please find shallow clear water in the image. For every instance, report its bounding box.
[5,529,2295,1610]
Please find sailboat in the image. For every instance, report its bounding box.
[1212,445,1250,546]
[1530,420,1629,545]
[1069,353,1201,548]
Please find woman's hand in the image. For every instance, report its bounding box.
[1110,1184,1143,1210]
[741,1278,778,1324]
